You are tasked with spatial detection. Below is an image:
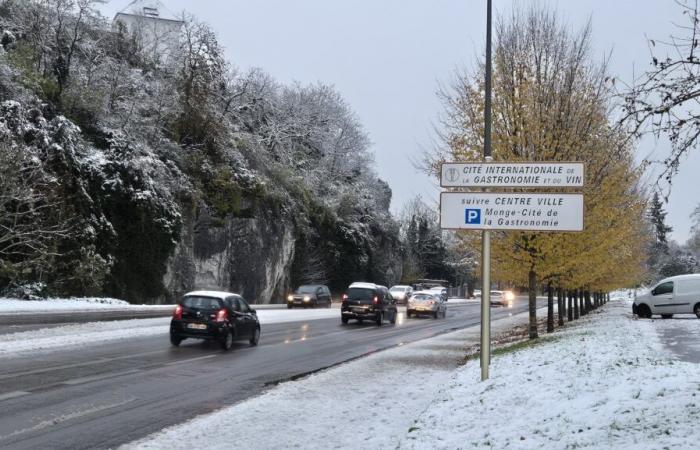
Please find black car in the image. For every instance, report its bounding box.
[170,291,261,350]
[341,282,397,326]
[286,285,332,308]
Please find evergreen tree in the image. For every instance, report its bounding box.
[648,191,673,251]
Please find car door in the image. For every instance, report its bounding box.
[323,286,332,306]
[237,296,258,337]
[650,281,674,314]
[228,297,250,338]
[316,287,325,306]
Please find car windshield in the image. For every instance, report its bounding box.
[182,296,222,310]
[347,288,374,301]
[296,286,318,294]
[390,287,407,292]
[490,291,503,297]
[412,294,433,301]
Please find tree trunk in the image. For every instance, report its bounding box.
[528,269,538,339]
[567,290,573,321]
[557,287,564,326]
[580,289,585,316]
[547,281,554,333]
[573,289,580,319]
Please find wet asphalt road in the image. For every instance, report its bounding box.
[0,297,546,449]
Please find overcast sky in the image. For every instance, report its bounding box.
[102,0,700,243]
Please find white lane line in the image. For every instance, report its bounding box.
[0,391,30,402]
[61,369,141,386]
[0,397,135,442]
[0,350,161,380]
[164,354,217,366]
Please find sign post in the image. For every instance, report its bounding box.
[481,0,493,382]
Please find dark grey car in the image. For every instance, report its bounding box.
[286,284,332,308]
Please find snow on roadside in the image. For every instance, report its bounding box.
[404,301,700,449]
[0,308,339,358]
[0,297,163,313]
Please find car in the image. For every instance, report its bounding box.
[428,286,448,302]
[406,291,447,319]
[472,289,482,298]
[170,290,261,350]
[286,284,332,308]
[341,282,398,326]
[633,274,700,319]
[489,290,515,307]
[389,285,414,305]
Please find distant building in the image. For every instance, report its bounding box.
[113,0,183,63]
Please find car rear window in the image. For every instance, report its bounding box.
[412,294,433,301]
[182,296,222,310]
[348,288,374,301]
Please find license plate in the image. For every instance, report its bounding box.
[187,323,207,330]
[353,308,365,313]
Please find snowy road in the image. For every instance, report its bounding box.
[0,296,546,449]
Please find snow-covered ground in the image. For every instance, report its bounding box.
[124,299,700,450]
[0,297,146,312]
[0,308,339,358]
[406,300,700,449]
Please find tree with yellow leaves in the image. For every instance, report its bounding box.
[432,5,648,339]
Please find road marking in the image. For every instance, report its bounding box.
[0,350,164,381]
[0,391,29,402]
[61,369,141,386]
[0,397,135,442]
[164,354,217,366]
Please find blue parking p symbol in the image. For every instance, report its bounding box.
[465,209,481,224]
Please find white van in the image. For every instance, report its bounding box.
[633,274,700,318]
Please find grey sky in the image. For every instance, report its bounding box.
[102,0,699,243]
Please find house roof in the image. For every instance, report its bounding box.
[115,0,181,23]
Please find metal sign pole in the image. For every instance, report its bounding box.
[480,0,492,381]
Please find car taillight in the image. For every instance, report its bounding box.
[215,308,228,322]
[342,294,348,304]
[373,296,379,305]
[173,305,183,320]
[428,301,434,305]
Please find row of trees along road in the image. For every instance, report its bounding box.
[429,6,648,339]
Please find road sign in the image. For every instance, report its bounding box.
[440,162,584,188]
[440,192,584,231]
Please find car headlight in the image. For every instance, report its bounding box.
[505,292,515,301]
[287,295,293,301]
[303,296,311,302]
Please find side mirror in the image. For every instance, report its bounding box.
[250,308,257,314]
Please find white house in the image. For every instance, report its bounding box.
[113,0,183,63]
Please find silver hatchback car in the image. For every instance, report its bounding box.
[406,291,447,319]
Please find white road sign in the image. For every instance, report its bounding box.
[441,162,584,188]
[440,192,584,231]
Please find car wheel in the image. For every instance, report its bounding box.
[637,304,652,319]
[357,318,363,325]
[390,310,396,325]
[661,314,673,319]
[221,330,234,351]
[341,316,349,324]
[287,304,293,309]
[433,311,438,319]
[695,303,700,319]
[376,312,383,327]
[406,310,412,319]
[250,327,260,346]
[328,299,332,308]
[170,335,182,347]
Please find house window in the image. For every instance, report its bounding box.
[143,7,159,17]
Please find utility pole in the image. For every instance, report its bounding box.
[480,0,493,381]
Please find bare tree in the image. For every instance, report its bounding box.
[0,138,72,283]
[620,0,700,187]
